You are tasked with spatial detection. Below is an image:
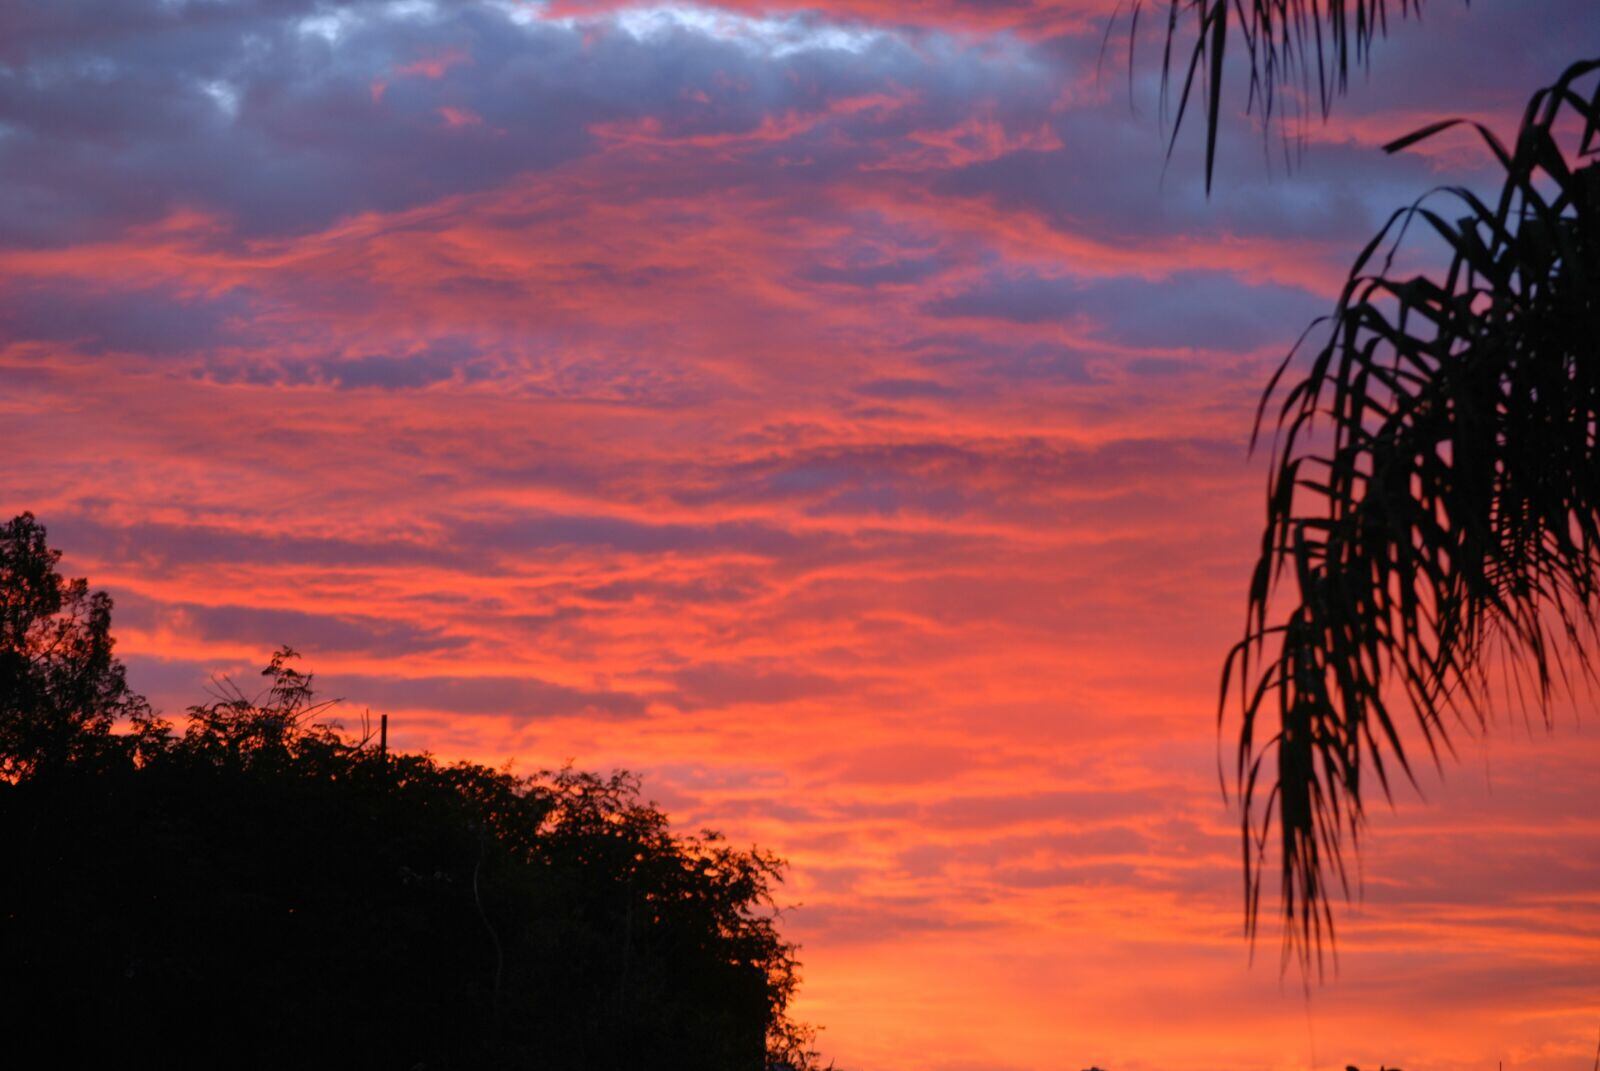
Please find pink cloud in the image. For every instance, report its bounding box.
[437,105,484,128]
[398,46,472,81]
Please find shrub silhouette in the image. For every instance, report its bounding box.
[0,512,821,1070]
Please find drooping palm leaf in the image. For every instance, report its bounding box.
[1135,1,1446,190]
[1225,58,1600,968]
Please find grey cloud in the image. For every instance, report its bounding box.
[853,377,959,400]
[0,278,254,355]
[51,514,466,572]
[0,0,1061,247]
[906,332,1100,385]
[678,434,1244,521]
[117,652,646,720]
[324,671,649,718]
[210,336,498,389]
[114,591,465,657]
[928,268,1325,352]
[801,257,945,289]
[451,513,809,559]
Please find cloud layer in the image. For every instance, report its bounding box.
[4,2,1599,1068]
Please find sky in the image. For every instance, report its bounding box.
[4,1,1600,1068]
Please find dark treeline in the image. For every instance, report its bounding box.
[0,512,822,1070]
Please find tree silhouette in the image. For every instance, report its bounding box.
[0,513,823,1069]
[1223,59,1600,964]
[0,512,149,779]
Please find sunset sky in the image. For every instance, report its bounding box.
[4,1,1600,1067]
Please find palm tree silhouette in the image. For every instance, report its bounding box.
[1220,58,1600,965]
[1140,3,1600,966]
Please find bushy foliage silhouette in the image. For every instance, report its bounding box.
[0,513,822,1070]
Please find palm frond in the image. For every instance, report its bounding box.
[1134,1,1447,190]
[1226,58,1600,970]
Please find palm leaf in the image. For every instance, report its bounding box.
[1227,58,1600,969]
[1131,1,1449,190]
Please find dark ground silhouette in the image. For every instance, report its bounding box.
[0,512,821,1070]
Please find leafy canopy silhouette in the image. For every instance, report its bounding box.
[0,511,150,779]
[0,512,824,1070]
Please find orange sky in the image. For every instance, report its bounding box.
[3,2,1598,1067]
